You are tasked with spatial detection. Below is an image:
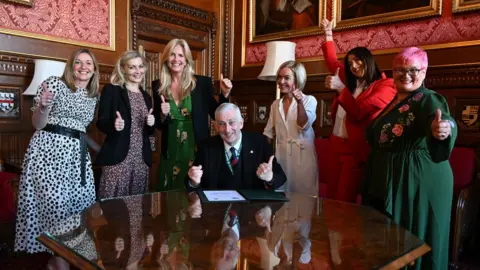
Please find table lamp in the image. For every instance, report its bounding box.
[23,59,66,96]
[258,41,296,99]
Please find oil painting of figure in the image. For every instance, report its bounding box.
[341,0,431,20]
[255,0,318,35]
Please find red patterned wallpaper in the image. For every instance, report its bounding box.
[0,0,112,49]
[245,0,480,64]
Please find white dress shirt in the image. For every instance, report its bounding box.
[332,81,366,138]
[224,133,242,160]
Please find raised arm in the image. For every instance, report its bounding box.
[320,19,346,83]
[206,75,232,120]
[152,80,171,130]
[422,92,458,163]
[32,79,56,130]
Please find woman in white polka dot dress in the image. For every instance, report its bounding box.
[14,48,100,269]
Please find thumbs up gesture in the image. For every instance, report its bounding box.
[219,73,233,97]
[431,108,451,140]
[188,165,203,187]
[255,206,272,231]
[292,88,303,103]
[160,95,171,116]
[114,111,125,131]
[321,19,333,33]
[146,108,155,126]
[256,155,274,182]
[40,82,55,109]
[325,67,345,92]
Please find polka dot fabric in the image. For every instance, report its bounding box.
[15,76,97,253]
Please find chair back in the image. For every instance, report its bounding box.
[449,147,476,196]
[0,172,19,222]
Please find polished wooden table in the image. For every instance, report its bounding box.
[37,191,430,270]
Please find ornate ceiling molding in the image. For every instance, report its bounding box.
[137,0,210,21]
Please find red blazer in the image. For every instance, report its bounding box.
[322,41,396,162]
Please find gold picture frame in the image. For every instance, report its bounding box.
[248,0,327,43]
[453,0,480,13]
[0,0,115,51]
[332,0,443,30]
[4,0,34,6]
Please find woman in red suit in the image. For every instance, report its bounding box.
[321,19,396,202]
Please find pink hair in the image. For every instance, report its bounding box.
[393,47,428,69]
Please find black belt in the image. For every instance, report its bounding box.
[42,124,87,186]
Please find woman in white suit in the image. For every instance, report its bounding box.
[263,60,318,196]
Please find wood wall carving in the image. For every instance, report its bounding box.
[222,0,232,77]
[131,0,217,78]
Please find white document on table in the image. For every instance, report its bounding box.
[202,190,246,202]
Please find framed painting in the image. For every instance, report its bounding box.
[248,0,327,43]
[0,0,115,50]
[332,0,442,30]
[4,0,34,6]
[254,101,270,124]
[0,87,20,119]
[453,0,480,13]
[320,99,333,127]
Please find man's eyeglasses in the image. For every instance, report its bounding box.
[393,68,423,77]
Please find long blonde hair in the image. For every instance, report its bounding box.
[157,39,196,100]
[110,50,148,86]
[62,48,100,98]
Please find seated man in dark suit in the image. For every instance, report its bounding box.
[186,103,286,190]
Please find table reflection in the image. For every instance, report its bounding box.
[41,191,428,270]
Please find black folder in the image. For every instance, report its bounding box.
[238,189,289,202]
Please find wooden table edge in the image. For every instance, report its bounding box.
[37,233,100,270]
[380,243,431,270]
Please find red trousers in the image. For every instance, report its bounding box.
[325,135,365,203]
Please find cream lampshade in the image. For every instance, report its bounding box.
[23,59,66,96]
[258,41,296,99]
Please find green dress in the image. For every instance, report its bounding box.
[364,86,457,270]
[157,94,195,191]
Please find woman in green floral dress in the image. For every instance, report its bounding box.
[364,47,457,270]
[152,39,232,191]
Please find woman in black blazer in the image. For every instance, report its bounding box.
[152,38,232,191]
[96,50,155,198]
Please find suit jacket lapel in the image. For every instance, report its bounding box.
[240,133,255,189]
[120,85,132,117]
[209,136,224,188]
[141,89,151,109]
[191,81,200,137]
